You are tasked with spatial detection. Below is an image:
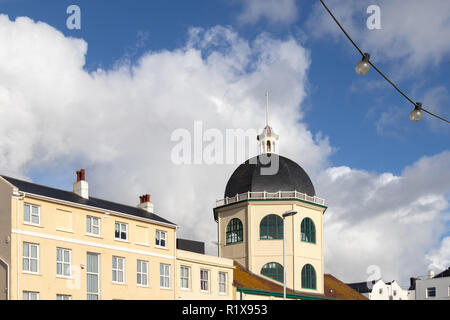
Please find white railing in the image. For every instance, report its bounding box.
[215,191,325,207]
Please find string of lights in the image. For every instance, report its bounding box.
[319,0,450,124]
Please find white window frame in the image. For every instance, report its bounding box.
[86,216,101,236]
[23,242,39,274]
[115,222,128,241]
[56,247,72,277]
[426,287,436,298]
[137,260,149,287]
[180,265,190,290]
[23,203,41,226]
[160,263,171,289]
[200,269,210,293]
[219,271,227,295]
[56,294,72,300]
[112,256,125,284]
[87,252,100,300]
[156,230,167,248]
[23,291,39,300]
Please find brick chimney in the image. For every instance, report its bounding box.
[73,169,89,199]
[137,194,154,213]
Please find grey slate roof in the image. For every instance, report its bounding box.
[346,280,378,294]
[434,267,450,278]
[224,154,316,198]
[1,175,176,226]
[176,238,205,254]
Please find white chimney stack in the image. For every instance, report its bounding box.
[428,270,435,278]
[138,194,154,213]
[73,169,89,199]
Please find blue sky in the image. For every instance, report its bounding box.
[0,0,449,285]
[2,0,448,175]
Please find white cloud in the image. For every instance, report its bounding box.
[307,0,450,70]
[426,237,450,272]
[0,14,448,288]
[0,15,330,253]
[318,151,450,286]
[236,0,298,25]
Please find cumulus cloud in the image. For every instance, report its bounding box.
[318,151,450,286]
[236,0,298,25]
[426,237,450,272]
[0,14,448,287]
[307,0,450,70]
[0,15,330,253]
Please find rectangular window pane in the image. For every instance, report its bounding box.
[23,243,29,257]
[86,217,92,233]
[24,204,30,222]
[31,214,39,224]
[87,253,99,299]
[112,257,125,283]
[160,264,170,288]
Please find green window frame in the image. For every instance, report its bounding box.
[301,264,316,290]
[261,262,284,283]
[226,218,243,244]
[301,218,316,243]
[260,214,283,240]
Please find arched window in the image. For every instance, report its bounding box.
[301,264,316,290]
[261,262,283,283]
[260,214,283,240]
[267,140,271,152]
[301,218,316,243]
[226,218,243,244]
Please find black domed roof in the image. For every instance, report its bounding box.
[224,154,315,198]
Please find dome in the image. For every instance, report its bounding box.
[224,154,315,198]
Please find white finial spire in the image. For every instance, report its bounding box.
[257,91,279,154]
[266,90,269,127]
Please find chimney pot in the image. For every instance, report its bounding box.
[73,169,88,199]
[76,169,85,182]
[137,194,153,213]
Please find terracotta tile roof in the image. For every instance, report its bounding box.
[233,261,368,300]
[324,274,368,300]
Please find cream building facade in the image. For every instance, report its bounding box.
[214,116,327,296]
[0,170,234,300]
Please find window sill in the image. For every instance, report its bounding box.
[301,240,317,245]
[225,241,243,246]
[56,275,73,280]
[22,271,41,276]
[112,281,127,286]
[114,238,129,243]
[86,233,103,239]
[160,287,172,291]
[23,222,43,228]
[56,228,73,234]
[155,245,169,250]
[137,284,149,288]
[136,242,150,247]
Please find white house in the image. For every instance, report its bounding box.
[346,279,409,300]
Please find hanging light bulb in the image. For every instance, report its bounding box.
[410,102,423,122]
[355,53,371,76]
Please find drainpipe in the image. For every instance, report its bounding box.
[13,190,25,300]
[0,257,9,300]
[174,226,179,300]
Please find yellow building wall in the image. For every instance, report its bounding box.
[218,204,248,268]
[0,178,13,300]
[176,249,234,300]
[9,194,177,300]
[217,199,325,295]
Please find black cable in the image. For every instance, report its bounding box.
[319,0,450,124]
